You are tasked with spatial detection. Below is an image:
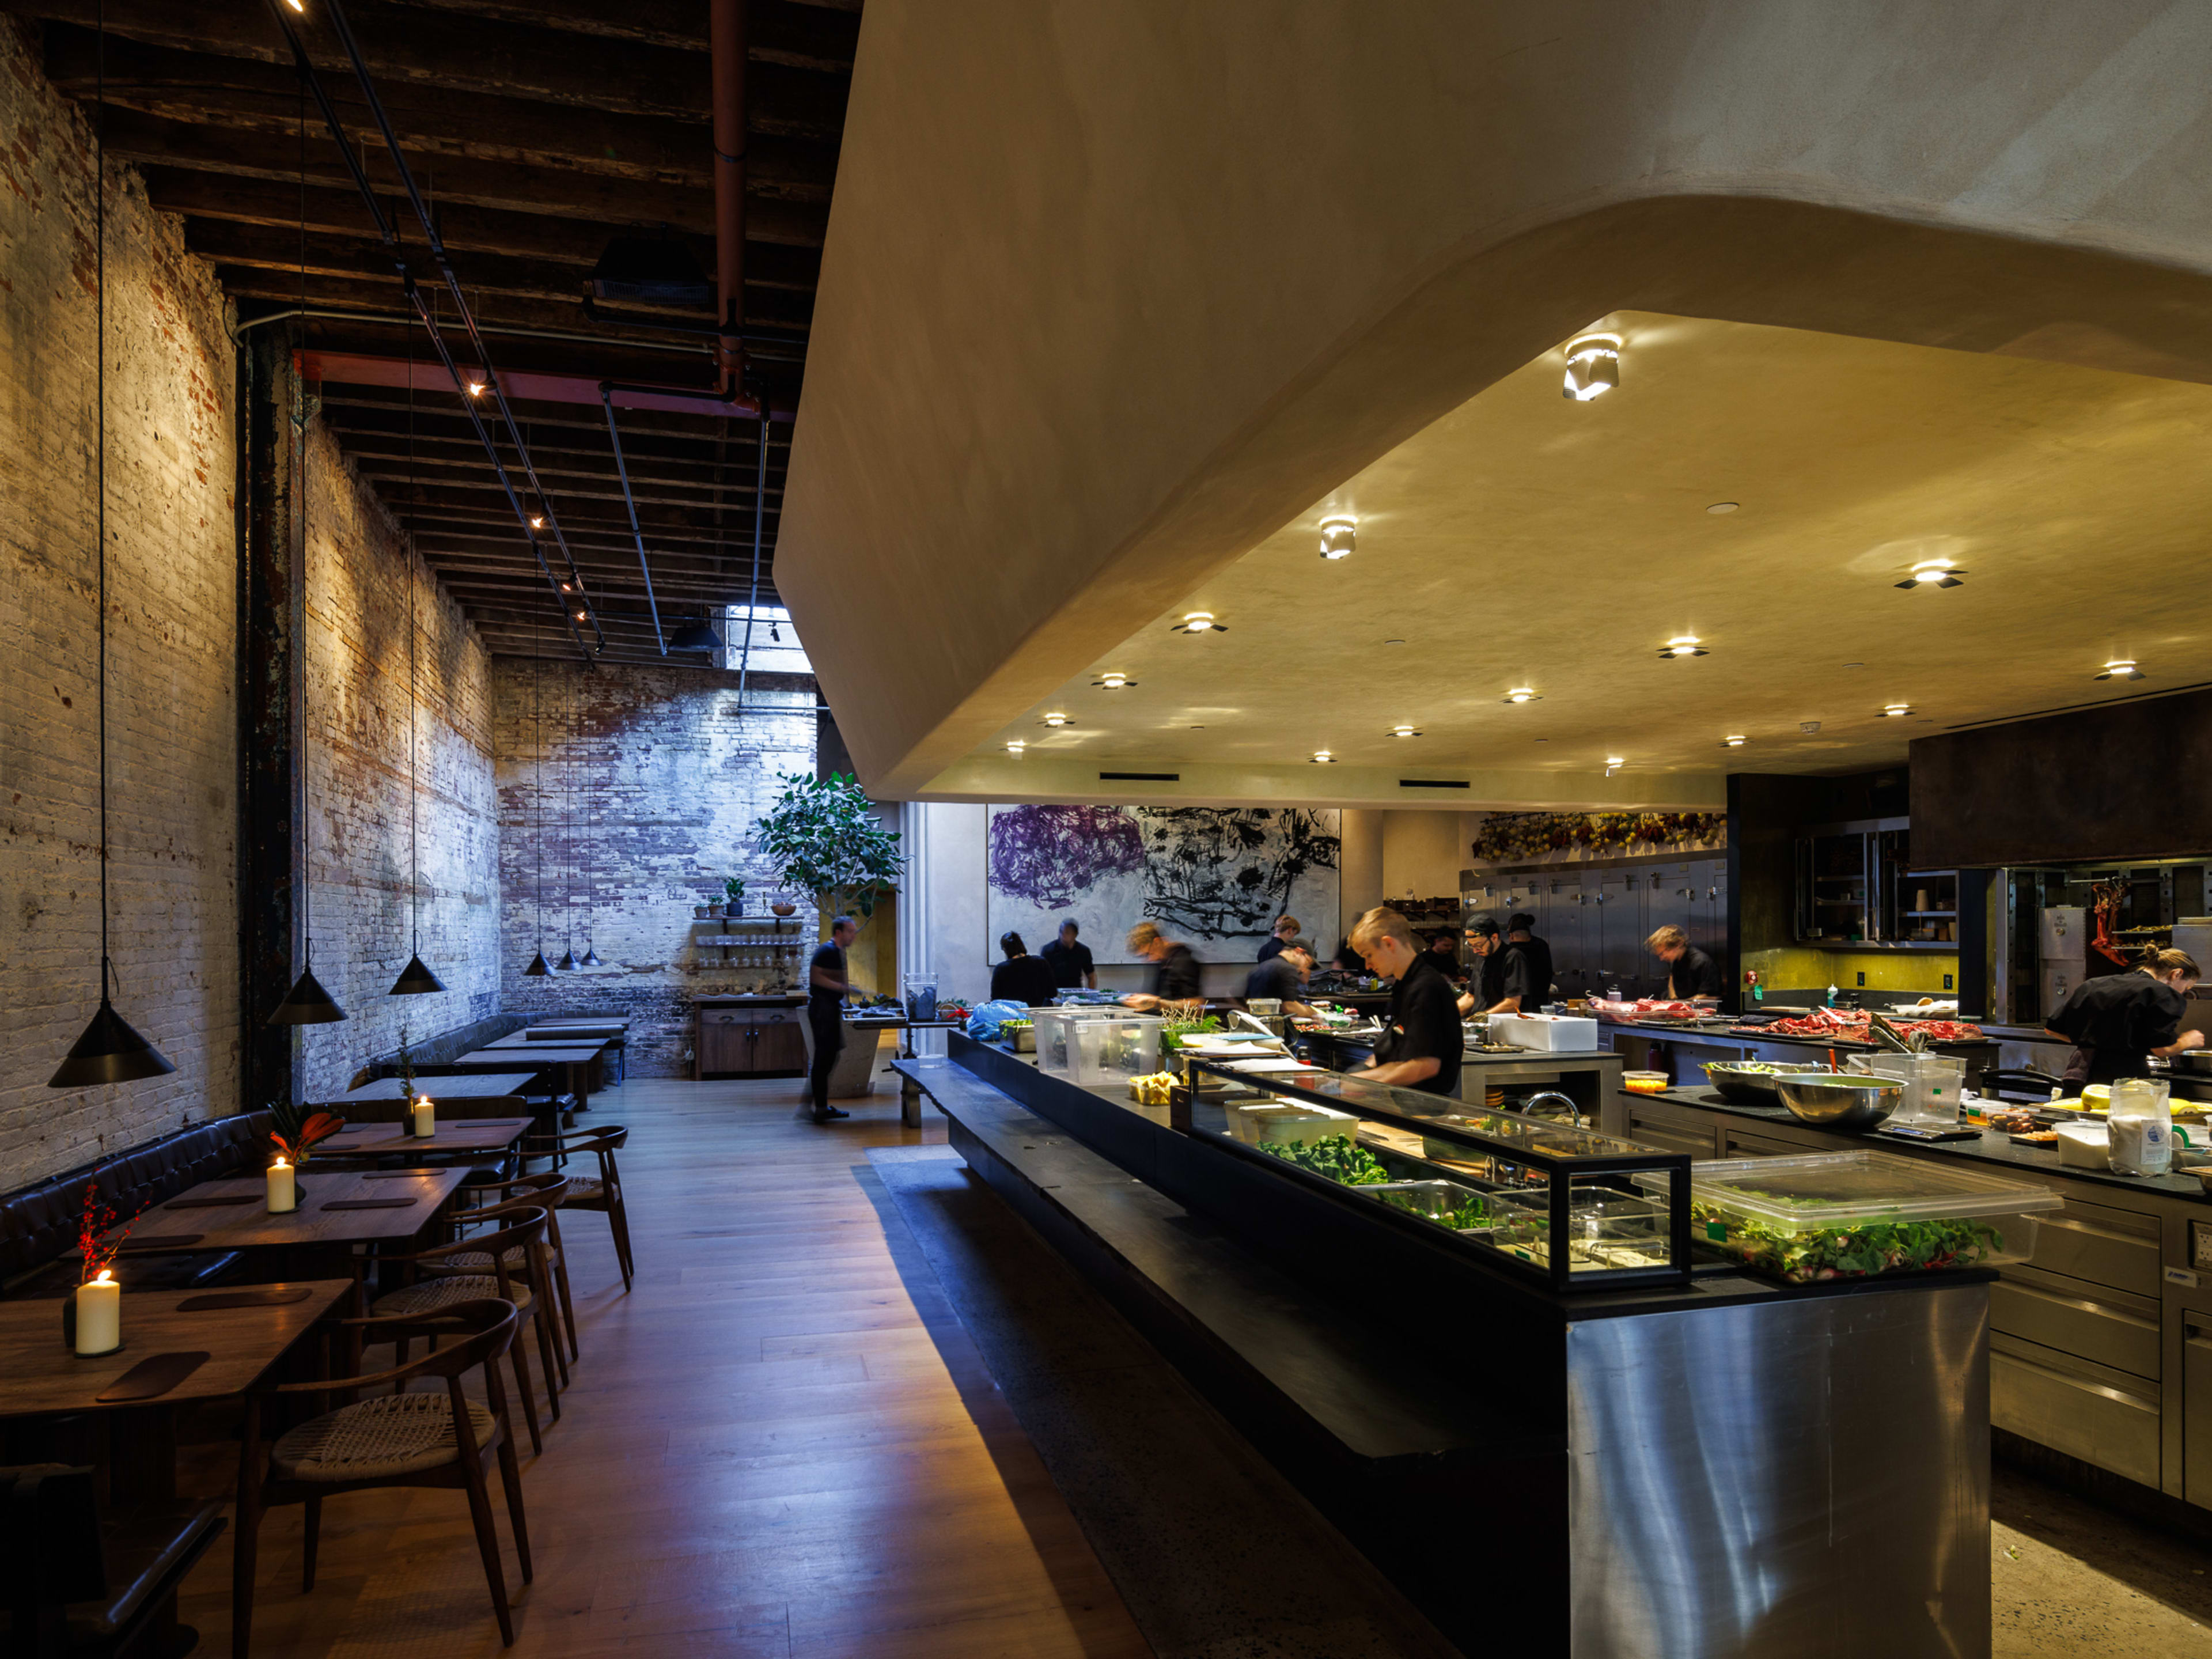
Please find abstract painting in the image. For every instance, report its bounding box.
[986,804,1340,964]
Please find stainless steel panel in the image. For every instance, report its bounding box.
[2027,1212,2161,1297]
[1991,1345,2160,1488]
[1722,1125,1809,1158]
[2039,907,2085,961]
[2186,1323,2212,1509]
[1623,1112,1719,1159]
[2040,965,2080,1020]
[1546,878,1586,995]
[1990,1279,2159,1380]
[1567,1286,1989,1659]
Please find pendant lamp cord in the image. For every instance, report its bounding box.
[94,0,109,1002]
[295,52,315,972]
[407,310,420,957]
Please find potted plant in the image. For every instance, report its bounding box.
[726,876,747,918]
[755,772,905,927]
[268,1099,346,1171]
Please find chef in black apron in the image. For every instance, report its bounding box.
[1347,907,1463,1097]
[1456,916,1504,1017]
[2043,948,2202,1086]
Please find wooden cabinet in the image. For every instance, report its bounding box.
[696,998,808,1078]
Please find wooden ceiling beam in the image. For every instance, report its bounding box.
[323,410,791,475]
[1,0,850,132]
[362,464,782,517]
[380,483,781,539]
[342,443,787,502]
[381,0,860,71]
[321,386,786,449]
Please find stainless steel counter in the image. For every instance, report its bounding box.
[1602,1085,2212,1512]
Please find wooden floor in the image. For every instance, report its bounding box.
[176,1074,1156,1658]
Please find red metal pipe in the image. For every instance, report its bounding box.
[298,352,792,420]
[711,0,747,385]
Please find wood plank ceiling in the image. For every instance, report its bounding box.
[7,0,856,664]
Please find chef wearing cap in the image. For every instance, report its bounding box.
[1456,916,1506,1017]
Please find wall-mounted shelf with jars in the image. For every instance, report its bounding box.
[691,914,806,970]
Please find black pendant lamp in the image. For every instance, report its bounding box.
[52,13,176,1088]
[521,590,550,976]
[269,66,344,1027]
[389,321,444,997]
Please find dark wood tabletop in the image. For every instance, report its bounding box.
[113,1167,473,1252]
[315,1119,531,1156]
[522,1023,625,1039]
[0,1280,350,1419]
[324,1073,540,1104]
[479,1032,612,1053]
[452,1046,604,1066]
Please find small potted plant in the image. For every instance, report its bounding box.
[726,876,747,919]
[268,1099,346,1173]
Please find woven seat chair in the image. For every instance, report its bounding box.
[232,1298,529,1655]
[369,1209,561,1455]
[550,1126,632,1290]
[446,1172,580,1364]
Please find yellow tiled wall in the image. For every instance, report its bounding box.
[1743,946,1960,997]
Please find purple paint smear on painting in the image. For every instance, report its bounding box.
[989,806,1147,907]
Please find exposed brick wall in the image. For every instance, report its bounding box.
[0,22,241,1187]
[493,660,817,1076]
[294,416,501,1105]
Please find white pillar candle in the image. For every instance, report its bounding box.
[75,1270,120,1356]
[411,1097,435,1138]
[266,1158,297,1214]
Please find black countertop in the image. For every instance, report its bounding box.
[1633,1084,2212,1204]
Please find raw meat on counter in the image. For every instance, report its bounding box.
[1592,998,1703,1022]
[1747,1006,1983,1043]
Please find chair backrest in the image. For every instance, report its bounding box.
[319,1297,520,1392]
[562,1125,627,1183]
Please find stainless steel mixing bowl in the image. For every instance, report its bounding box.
[1774,1072,1907,1132]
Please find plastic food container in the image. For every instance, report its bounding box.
[1488,1014,1600,1052]
[1225,1100,1357,1149]
[1034,1009,1162,1085]
[1484,1188,1675,1273]
[1636,1152,2062,1285]
[1622,1070,1671,1095]
[1362,1179,1493,1233]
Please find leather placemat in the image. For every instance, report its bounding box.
[321,1196,419,1211]
[176,1287,316,1311]
[95,1351,210,1403]
[362,1170,440,1180]
[455,1119,528,1127]
[164,1194,259,1210]
[118,1233,206,1251]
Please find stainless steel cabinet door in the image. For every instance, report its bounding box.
[1546,878,1585,994]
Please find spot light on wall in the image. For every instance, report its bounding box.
[1388,725,1421,738]
[1039,712,1071,727]
[1502,687,1540,704]
[1005,740,1027,755]
[1562,334,1620,402]
[1722,734,1747,748]
[1882,703,1912,718]
[1659,635,1709,659]
[1310,749,1335,763]
[1092,671,1135,689]
[1896,559,1965,590]
[1319,516,1357,559]
[1172,611,1224,635]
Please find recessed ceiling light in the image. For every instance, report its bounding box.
[1388,725,1421,738]
[466,380,486,397]
[1706,502,1739,515]
[1800,720,1821,733]
[2096,658,2145,681]
[1172,611,1224,635]
[1310,749,1335,764]
[528,515,544,529]
[1896,559,1965,590]
[1881,703,1912,718]
[1502,686,1541,704]
[1562,333,1620,402]
[1659,635,1709,659]
[1092,672,1135,689]
[1606,755,1624,766]
[1005,739,1027,754]
[1842,662,1863,668]
[1319,516,1357,559]
[1722,734,1747,748]
[1189,724,1205,730]
[1039,711,1071,727]
[1384,638,1406,646]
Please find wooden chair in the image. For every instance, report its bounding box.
[1,1464,226,1658]
[550,1127,632,1290]
[368,1211,561,1455]
[231,1299,529,1656]
[450,1173,580,1364]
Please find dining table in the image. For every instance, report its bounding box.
[441,1043,608,1112]
[0,1279,351,1504]
[321,1072,541,1107]
[314,1118,532,1158]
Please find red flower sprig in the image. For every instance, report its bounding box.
[78,1180,140,1285]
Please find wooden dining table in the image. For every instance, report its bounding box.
[321,1072,541,1107]
[116,1166,474,1268]
[0,1280,351,1503]
[441,1043,608,1111]
[314,1118,532,1158]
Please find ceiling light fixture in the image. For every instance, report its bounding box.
[1039,712,1071,727]
[286,0,304,10]
[1502,687,1541,704]
[1562,333,1620,402]
[528,515,544,530]
[1882,703,1912,718]
[465,380,486,397]
[1660,635,1709,659]
[1706,502,1738,515]
[1092,671,1135,690]
[1896,559,1965,590]
[1722,734,1747,748]
[51,20,178,1084]
[1388,725,1421,738]
[1310,749,1335,763]
[1172,611,1224,635]
[1605,755,1625,776]
[1005,739,1027,755]
[1318,516,1358,559]
[2096,658,2146,681]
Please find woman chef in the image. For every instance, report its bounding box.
[2043,948,2203,1086]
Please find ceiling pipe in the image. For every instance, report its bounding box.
[600,384,668,656]
[711,0,747,389]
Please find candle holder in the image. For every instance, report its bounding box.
[63,1278,125,1358]
[71,1181,132,1353]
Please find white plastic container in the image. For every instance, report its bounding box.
[2056,1121,2110,1168]
[2108,1078,2173,1176]
[1847,1052,1967,1127]
[1226,1099,1358,1149]
[1036,1010,1163,1086]
[1487,1013,1599,1052]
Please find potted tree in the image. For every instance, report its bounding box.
[755,772,904,927]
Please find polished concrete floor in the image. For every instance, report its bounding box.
[167,1069,2212,1656]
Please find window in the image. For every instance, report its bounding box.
[722,604,812,675]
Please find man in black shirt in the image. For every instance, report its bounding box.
[2044,950,2203,1084]
[1256,914,1301,965]
[806,914,859,1123]
[1348,907,1462,1097]
[1123,919,1203,1011]
[1646,924,1724,1003]
[1456,916,1505,1016]
[991,931,1060,1006]
[1492,912,1554,1014]
[1422,930,1464,983]
[1243,944,1319,1017]
[1040,919,1096,990]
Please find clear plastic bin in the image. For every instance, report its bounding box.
[1225,1099,1358,1149]
[1362,1179,1494,1233]
[1846,1051,1967,1126]
[903,975,938,1022]
[1035,1009,1162,1085]
[1486,1188,1674,1272]
[1635,1150,2061,1284]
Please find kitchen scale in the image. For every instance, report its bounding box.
[1873,1124,1985,1143]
